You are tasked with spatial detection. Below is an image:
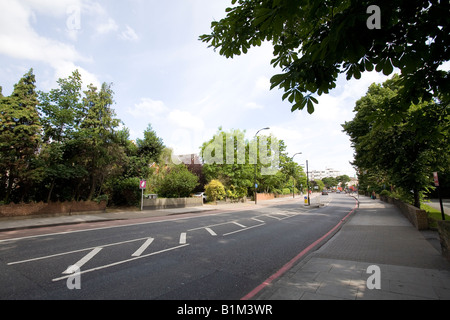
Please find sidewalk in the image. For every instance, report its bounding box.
[255,195,450,300]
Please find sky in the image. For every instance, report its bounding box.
[0,0,393,177]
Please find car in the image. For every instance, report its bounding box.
[194,192,207,203]
[322,190,328,195]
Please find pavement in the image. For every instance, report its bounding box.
[1,193,449,300]
[254,195,450,300]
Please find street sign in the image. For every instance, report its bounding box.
[140,180,147,190]
[433,172,439,187]
[255,184,258,189]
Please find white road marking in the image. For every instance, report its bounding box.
[233,222,247,228]
[52,244,190,282]
[179,232,187,244]
[265,214,282,220]
[205,228,217,236]
[8,237,152,266]
[131,238,154,257]
[62,247,102,274]
[223,223,265,236]
[252,218,265,223]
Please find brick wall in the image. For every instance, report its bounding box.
[0,201,107,218]
[437,221,450,262]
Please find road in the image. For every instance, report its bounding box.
[0,193,356,300]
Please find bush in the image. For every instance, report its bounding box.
[205,180,226,202]
[225,185,247,201]
[107,177,141,207]
[157,165,199,198]
[380,190,391,197]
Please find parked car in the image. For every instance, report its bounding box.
[194,192,207,203]
[322,190,328,195]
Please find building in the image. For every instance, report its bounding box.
[309,168,341,181]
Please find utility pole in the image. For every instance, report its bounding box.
[254,127,270,205]
[292,153,302,199]
[306,160,310,206]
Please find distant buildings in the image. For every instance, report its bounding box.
[309,168,341,181]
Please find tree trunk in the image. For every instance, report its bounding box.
[413,188,421,209]
[47,179,55,203]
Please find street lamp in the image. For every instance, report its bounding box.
[306,160,310,206]
[292,153,302,198]
[254,127,270,205]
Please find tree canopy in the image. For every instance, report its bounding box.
[0,69,166,205]
[343,74,449,207]
[200,0,449,113]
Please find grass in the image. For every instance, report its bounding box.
[421,203,449,229]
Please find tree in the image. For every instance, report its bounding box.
[136,124,164,164]
[200,0,449,114]
[78,83,122,200]
[322,177,338,189]
[343,75,449,207]
[0,69,42,203]
[336,175,351,189]
[201,128,254,193]
[38,70,84,202]
[157,165,199,198]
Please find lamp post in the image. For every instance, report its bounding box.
[306,160,310,206]
[292,153,302,199]
[254,127,270,205]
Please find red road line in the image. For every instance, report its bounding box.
[241,198,358,300]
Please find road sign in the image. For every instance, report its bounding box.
[140,180,147,190]
[433,172,439,187]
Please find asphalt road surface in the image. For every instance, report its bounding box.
[0,194,356,300]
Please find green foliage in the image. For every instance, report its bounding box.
[205,180,226,202]
[200,0,449,114]
[106,177,141,207]
[1,70,165,206]
[225,185,247,200]
[0,69,42,203]
[343,75,449,208]
[137,124,164,164]
[157,165,199,198]
[201,128,306,196]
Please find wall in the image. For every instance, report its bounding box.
[0,201,107,218]
[437,220,450,262]
[143,197,203,210]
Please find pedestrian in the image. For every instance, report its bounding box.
[371,191,376,199]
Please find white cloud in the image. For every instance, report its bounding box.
[128,98,169,117]
[255,76,271,92]
[0,0,100,88]
[244,102,264,110]
[119,25,139,42]
[168,110,205,132]
[96,18,119,35]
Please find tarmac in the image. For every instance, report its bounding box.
[1,194,449,300]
